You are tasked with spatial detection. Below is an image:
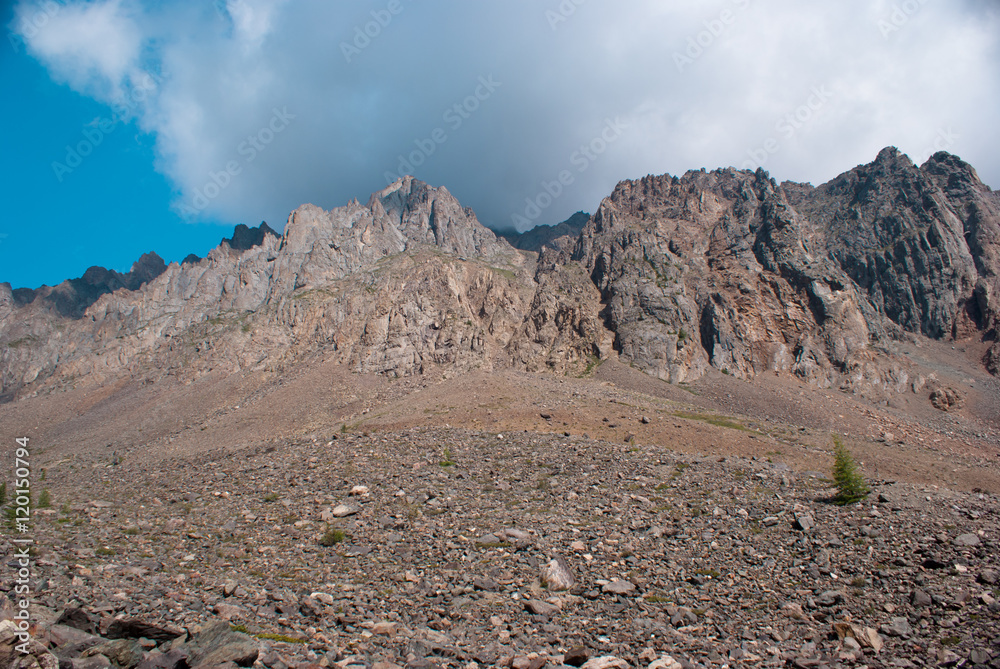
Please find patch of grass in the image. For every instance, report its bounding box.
[291,287,336,301]
[475,541,512,549]
[644,595,672,604]
[37,489,51,508]
[439,447,456,467]
[0,483,6,505]
[263,492,280,503]
[7,335,38,349]
[577,354,603,378]
[850,577,866,588]
[940,636,961,647]
[255,633,308,644]
[695,568,721,579]
[673,411,750,432]
[96,547,115,556]
[319,528,346,547]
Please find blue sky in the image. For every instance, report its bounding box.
[2,0,999,290]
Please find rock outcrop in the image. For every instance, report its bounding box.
[1,150,998,401]
[0,176,608,399]
[572,148,1000,393]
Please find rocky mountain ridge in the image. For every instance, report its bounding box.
[1,149,997,403]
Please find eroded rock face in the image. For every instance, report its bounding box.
[1,150,998,401]
[572,148,1000,392]
[0,177,609,398]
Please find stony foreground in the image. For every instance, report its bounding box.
[2,427,999,669]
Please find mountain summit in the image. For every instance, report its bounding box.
[1,151,998,402]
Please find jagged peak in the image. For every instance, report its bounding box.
[221,222,279,252]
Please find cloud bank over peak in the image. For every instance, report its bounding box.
[13,0,1000,233]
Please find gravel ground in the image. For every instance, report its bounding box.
[4,427,998,668]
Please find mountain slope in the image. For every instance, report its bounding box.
[1,150,997,404]
[0,176,608,400]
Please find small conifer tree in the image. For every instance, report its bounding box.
[832,436,870,505]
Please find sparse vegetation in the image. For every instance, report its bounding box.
[673,411,750,432]
[38,489,51,508]
[439,447,456,467]
[831,436,870,505]
[319,528,346,546]
[263,492,280,502]
[255,633,308,644]
[644,594,672,604]
[7,335,38,349]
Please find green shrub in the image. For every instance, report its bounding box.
[832,437,870,505]
[0,482,6,505]
[319,528,346,546]
[38,489,51,508]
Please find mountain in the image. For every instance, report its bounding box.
[1,150,998,404]
[573,148,1000,391]
[501,211,590,253]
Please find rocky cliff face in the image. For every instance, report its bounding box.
[0,176,609,400]
[1,150,997,402]
[572,148,1000,392]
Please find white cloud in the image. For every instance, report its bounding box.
[16,0,143,101]
[14,0,1000,231]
